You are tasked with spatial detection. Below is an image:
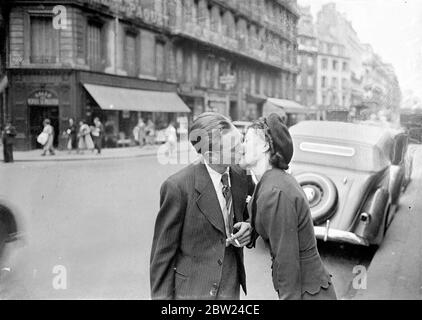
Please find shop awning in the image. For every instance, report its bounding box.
[265,98,309,114]
[83,83,191,113]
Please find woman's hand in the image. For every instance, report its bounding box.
[228,222,252,247]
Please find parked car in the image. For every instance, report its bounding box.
[289,121,411,247]
[0,198,21,263]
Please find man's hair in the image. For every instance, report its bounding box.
[189,112,233,155]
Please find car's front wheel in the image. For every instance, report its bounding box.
[0,219,7,261]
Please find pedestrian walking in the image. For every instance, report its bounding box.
[77,120,94,154]
[2,120,17,163]
[164,121,177,158]
[41,119,55,156]
[92,117,105,154]
[64,118,77,153]
[145,119,155,145]
[133,118,146,147]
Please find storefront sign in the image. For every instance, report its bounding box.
[27,90,59,106]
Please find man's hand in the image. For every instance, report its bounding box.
[228,222,252,247]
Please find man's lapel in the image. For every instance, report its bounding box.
[230,166,248,223]
[195,163,226,235]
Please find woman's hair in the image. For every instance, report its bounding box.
[248,118,290,170]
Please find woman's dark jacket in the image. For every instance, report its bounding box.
[248,168,333,299]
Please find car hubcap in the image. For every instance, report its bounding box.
[302,184,323,208]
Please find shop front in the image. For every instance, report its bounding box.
[82,83,191,146]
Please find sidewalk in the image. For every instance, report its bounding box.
[353,146,422,300]
[0,142,194,162]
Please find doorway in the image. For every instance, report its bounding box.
[29,105,59,149]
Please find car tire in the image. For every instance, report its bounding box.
[295,173,338,224]
[0,220,7,261]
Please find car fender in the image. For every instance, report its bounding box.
[389,165,404,204]
[353,188,389,245]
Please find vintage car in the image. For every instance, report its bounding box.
[0,198,20,263]
[289,121,411,247]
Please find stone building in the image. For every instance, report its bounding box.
[295,6,317,110]
[316,3,365,112]
[361,44,402,120]
[316,32,351,121]
[4,0,299,150]
[0,3,9,126]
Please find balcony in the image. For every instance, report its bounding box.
[82,0,170,30]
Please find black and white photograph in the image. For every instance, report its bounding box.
[0,0,421,306]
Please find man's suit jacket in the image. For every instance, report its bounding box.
[150,161,253,300]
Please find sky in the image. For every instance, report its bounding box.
[298,0,422,101]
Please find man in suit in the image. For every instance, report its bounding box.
[2,120,17,163]
[150,112,254,300]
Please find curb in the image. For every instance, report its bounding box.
[12,150,159,163]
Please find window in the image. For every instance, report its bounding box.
[205,55,213,87]
[342,78,348,89]
[297,55,302,65]
[297,74,302,86]
[255,72,261,94]
[307,75,314,87]
[322,58,328,70]
[307,56,313,67]
[343,62,348,71]
[140,30,156,76]
[332,60,338,71]
[332,77,338,88]
[342,95,347,106]
[87,21,103,70]
[30,16,57,63]
[175,47,184,82]
[321,76,327,88]
[155,41,165,80]
[125,32,138,76]
[192,51,199,86]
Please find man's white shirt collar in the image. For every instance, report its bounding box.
[204,161,231,187]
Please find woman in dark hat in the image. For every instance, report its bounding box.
[238,113,337,300]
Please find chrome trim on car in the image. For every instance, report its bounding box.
[314,226,369,246]
[299,142,356,157]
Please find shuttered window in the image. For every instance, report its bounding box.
[155,41,165,80]
[140,30,155,76]
[87,22,103,71]
[125,32,137,76]
[30,16,57,64]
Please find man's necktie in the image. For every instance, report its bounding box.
[221,172,234,237]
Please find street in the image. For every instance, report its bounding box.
[0,146,420,299]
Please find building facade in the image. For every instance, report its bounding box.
[316,3,365,111]
[5,0,299,150]
[316,33,351,121]
[0,3,8,126]
[295,5,317,110]
[362,44,402,121]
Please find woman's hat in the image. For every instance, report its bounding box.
[266,113,293,166]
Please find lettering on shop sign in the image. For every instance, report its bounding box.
[27,90,59,106]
